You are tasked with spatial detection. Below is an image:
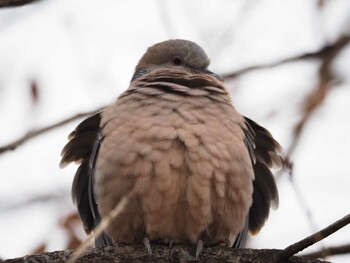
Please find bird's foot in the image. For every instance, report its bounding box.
[195,239,204,259]
[168,239,174,248]
[143,237,152,256]
[218,238,230,246]
[161,238,175,248]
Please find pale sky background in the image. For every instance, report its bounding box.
[0,0,349,262]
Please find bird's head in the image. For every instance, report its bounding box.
[132,39,223,81]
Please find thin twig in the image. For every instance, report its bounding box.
[0,192,67,210]
[222,35,350,80]
[0,107,104,155]
[302,243,350,259]
[0,0,39,7]
[275,214,350,262]
[67,192,132,263]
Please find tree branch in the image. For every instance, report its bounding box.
[0,107,104,155]
[0,0,40,8]
[275,214,350,262]
[2,245,330,263]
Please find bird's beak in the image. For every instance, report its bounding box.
[202,69,224,82]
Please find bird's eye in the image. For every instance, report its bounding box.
[171,56,182,66]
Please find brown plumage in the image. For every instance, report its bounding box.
[60,39,282,251]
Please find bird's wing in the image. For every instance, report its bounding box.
[60,112,113,246]
[243,117,282,235]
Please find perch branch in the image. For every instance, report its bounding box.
[3,246,330,263]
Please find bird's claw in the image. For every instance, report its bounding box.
[168,239,174,248]
[143,237,152,256]
[195,239,204,259]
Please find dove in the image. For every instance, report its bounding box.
[60,39,282,257]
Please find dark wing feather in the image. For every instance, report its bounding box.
[60,113,102,167]
[243,117,282,234]
[60,131,97,166]
[60,112,112,246]
[233,218,249,248]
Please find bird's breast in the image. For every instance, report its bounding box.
[95,93,254,244]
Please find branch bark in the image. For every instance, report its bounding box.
[2,245,330,263]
